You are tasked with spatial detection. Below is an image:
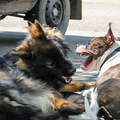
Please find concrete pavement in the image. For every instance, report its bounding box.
[0,26,100,83]
[0,26,27,41]
[1,26,120,83]
[1,25,120,41]
[0,0,120,83]
[82,0,120,3]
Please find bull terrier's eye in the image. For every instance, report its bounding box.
[88,42,92,46]
[98,46,103,49]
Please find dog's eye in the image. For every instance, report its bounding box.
[88,42,92,46]
[46,61,55,68]
[98,46,103,48]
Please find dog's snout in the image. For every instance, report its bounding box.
[68,66,76,75]
[76,45,79,48]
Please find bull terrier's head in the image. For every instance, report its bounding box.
[76,23,116,71]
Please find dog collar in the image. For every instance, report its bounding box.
[100,47,120,71]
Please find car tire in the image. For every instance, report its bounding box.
[26,0,70,34]
[0,15,6,20]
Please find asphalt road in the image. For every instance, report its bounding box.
[0,0,120,83]
[0,2,119,120]
[68,0,120,34]
[0,0,120,34]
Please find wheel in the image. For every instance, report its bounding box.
[26,0,70,34]
[0,15,6,20]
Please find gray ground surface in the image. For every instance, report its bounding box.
[0,0,120,83]
[0,0,120,34]
[0,1,120,119]
[68,1,120,34]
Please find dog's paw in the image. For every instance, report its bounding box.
[60,102,84,115]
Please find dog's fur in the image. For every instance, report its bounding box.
[0,20,94,120]
[76,23,120,120]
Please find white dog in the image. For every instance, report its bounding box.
[71,23,120,120]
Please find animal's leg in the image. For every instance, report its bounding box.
[0,95,35,120]
[54,93,85,115]
[59,81,95,92]
[8,78,84,115]
[97,107,113,120]
[8,78,57,115]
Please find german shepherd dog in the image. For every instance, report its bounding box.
[0,20,93,120]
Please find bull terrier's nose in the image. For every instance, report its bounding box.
[76,45,79,48]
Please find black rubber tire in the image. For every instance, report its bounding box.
[26,0,70,34]
[0,15,6,20]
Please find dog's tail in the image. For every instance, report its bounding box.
[85,96,98,120]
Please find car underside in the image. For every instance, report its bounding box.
[0,0,82,34]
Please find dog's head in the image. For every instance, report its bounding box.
[76,23,116,71]
[11,20,76,84]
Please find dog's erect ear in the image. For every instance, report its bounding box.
[10,45,31,59]
[105,22,116,46]
[28,20,46,39]
[11,20,46,58]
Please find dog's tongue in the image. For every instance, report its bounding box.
[62,76,72,84]
[81,56,93,68]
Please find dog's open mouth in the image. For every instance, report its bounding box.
[77,51,94,71]
[57,76,72,84]
[61,76,72,84]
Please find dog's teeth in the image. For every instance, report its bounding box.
[76,52,83,56]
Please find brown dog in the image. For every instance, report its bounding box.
[75,23,120,120]
[0,20,94,120]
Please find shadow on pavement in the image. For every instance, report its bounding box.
[66,35,99,83]
[0,33,119,83]
[0,31,26,43]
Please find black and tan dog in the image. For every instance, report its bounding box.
[0,20,94,120]
[76,23,120,120]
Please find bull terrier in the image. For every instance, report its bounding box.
[74,23,120,120]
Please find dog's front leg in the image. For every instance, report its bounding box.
[7,78,59,116]
[0,95,36,120]
[54,94,84,115]
[8,78,85,116]
[59,81,95,92]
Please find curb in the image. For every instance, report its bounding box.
[0,31,26,42]
[0,27,120,42]
[0,26,27,42]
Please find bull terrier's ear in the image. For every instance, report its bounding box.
[28,20,46,39]
[105,22,116,46]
